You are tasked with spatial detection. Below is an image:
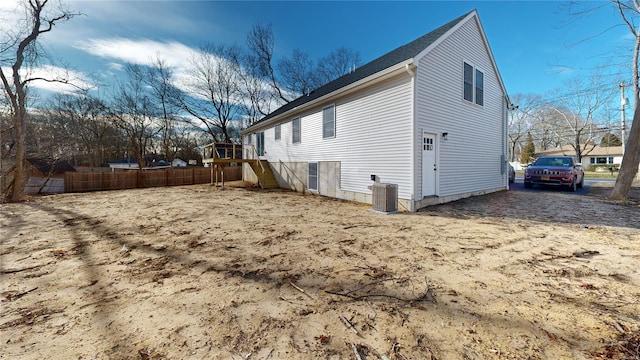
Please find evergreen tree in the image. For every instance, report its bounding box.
[520,132,536,164]
[600,133,622,147]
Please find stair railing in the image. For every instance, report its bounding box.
[248,144,266,175]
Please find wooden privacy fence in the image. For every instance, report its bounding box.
[64,166,242,193]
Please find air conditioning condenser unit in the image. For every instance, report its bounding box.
[372,183,398,213]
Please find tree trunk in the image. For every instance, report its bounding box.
[10,114,26,202]
[611,22,640,201]
[610,103,640,200]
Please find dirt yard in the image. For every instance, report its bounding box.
[1,181,639,360]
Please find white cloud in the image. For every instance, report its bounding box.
[74,37,200,94]
[108,62,123,71]
[74,38,195,69]
[548,65,575,76]
[8,65,93,94]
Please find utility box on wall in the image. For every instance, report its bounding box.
[372,183,398,213]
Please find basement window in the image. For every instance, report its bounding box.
[308,162,318,191]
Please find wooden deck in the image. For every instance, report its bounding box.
[201,143,246,164]
[201,143,278,189]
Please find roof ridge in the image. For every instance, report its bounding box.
[247,10,474,129]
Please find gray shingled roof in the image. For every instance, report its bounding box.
[26,158,76,175]
[248,10,473,129]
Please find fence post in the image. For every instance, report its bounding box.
[64,172,70,192]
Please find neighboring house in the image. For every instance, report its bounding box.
[535,145,623,169]
[108,159,139,170]
[241,10,509,211]
[25,157,76,194]
[172,158,188,167]
[108,158,172,170]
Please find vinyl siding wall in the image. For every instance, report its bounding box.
[247,73,414,200]
[415,17,506,199]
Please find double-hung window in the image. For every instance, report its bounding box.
[475,69,484,106]
[292,117,301,144]
[463,62,484,106]
[323,105,335,138]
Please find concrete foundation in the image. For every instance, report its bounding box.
[244,161,504,212]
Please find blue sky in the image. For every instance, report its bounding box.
[0,0,632,104]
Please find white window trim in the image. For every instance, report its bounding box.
[275,124,281,141]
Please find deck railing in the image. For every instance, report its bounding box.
[201,142,244,163]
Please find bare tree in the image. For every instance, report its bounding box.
[180,44,244,143]
[611,0,640,200]
[109,65,161,169]
[246,23,291,104]
[508,94,543,161]
[276,49,318,96]
[134,57,180,164]
[315,47,362,86]
[546,76,613,162]
[530,105,564,151]
[43,91,112,167]
[0,0,79,201]
[238,53,275,127]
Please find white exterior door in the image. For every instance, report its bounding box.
[422,132,437,196]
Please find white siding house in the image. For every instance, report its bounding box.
[241,10,509,211]
[536,145,624,170]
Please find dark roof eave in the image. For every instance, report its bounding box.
[242,59,415,134]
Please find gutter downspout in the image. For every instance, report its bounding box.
[405,63,415,77]
[406,62,416,212]
[504,96,509,190]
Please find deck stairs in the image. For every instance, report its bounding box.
[249,160,279,189]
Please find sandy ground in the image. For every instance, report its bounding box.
[1,181,639,360]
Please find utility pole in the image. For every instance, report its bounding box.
[619,82,627,155]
